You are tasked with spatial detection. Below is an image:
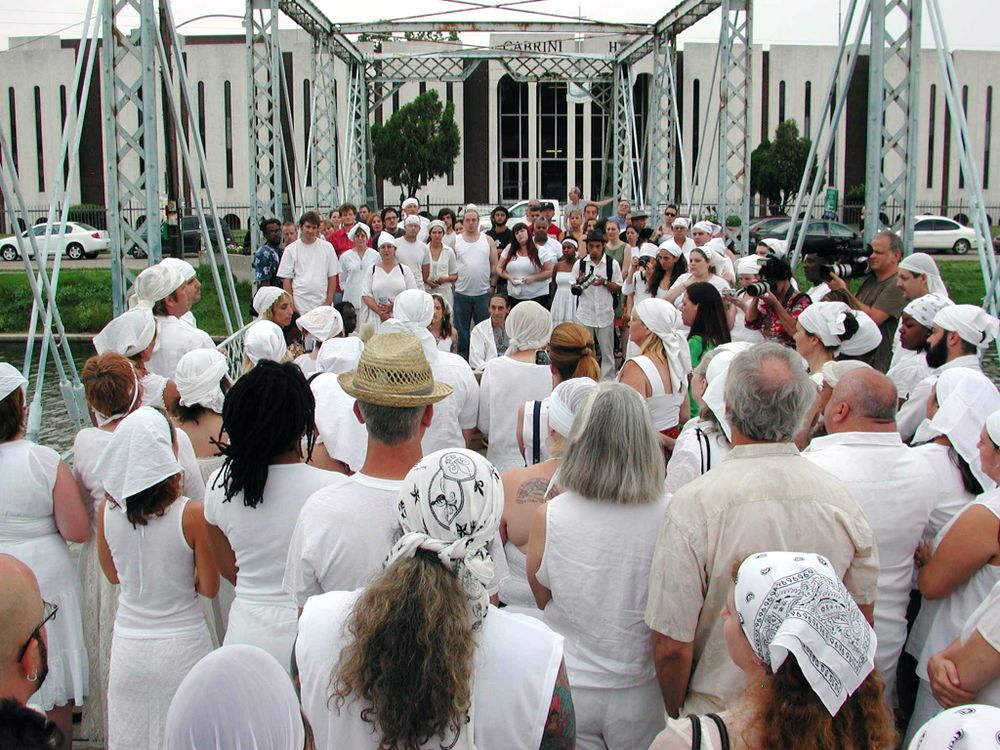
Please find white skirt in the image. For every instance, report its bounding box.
[108,628,213,750]
[223,597,299,674]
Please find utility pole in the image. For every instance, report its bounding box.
[159,1,182,258]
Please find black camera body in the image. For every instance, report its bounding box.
[819,245,871,281]
[571,270,595,296]
[745,280,771,297]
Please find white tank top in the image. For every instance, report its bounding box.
[538,490,668,689]
[104,497,207,638]
[454,232,492,296]
[297,590,564,750]
[627,355,684,430]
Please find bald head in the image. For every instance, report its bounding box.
[825,368,898,432]
[0,555,43,665]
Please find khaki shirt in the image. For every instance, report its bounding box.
[645,442,879,714]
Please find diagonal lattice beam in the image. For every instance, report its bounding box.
[716,0,752,253]
[246,0,283,249]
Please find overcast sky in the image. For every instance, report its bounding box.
[1,0,997,52]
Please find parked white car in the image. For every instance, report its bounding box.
[478,199,562,232]
[0,222,109,261]
[912,215,978,254]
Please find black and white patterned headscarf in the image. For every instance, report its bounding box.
[734,551,876,716]
[907,705,1000,749]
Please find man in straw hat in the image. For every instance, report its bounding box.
[284,332,508,604]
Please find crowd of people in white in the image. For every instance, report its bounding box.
[1,196,1000,750]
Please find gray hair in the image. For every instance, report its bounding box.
[693,347,723,379]
[834,369,898,421]
[357,401,425,446]
[558,382,664,504]
[724,342,816,442]
[875,230,904,257]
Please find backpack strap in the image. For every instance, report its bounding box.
[706,714,730,750]
[531,400,542,465]
[696,427,712,475]
[687,715,702,749]
[605,253,614,281]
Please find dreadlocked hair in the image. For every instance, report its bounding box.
[214,360,316,509]
[329,550,476,750]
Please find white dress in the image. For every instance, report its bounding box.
[551,271,576,325]
[338,246,381,310]
[203,463,334,672]
[358,263,418,333]
[0,439,88,711]
[427,245,458,307]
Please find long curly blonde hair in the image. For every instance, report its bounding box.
[329,552,476,749]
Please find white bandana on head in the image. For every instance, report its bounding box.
[252,286,285,316]
[347,222,370,241]
[0,362,27,401]
[737,255,764,276]
[838,310,882,358]
[637,242,658,260]
[94,407,182,510]
[671,217,690,229]
[383,289,438,362]
[904,294,954,330]
[760,238,789,258]
[427,219,447,235]
[701,342,754,440]
[692,221,715,235]
[159,257,196,282]
[244,321,287,365]
[797,302,850,348]
[315,337,364,375]
[295,305,343,342]
[401,197,419,210]
[129,264,185,310]
[914,367,1000,490]
[94,309,157,358]
[634,298,691,394]
[906,704,1000,750]
[821,359,872,389]
[988,409,1000,448]
[934,304,1000,349]
[175,349,228,414]
[735,551,877,717]
[505,300,552,354]
[658,239,683,258]
[547,377,599,438]
[376,231,397,249]
[898,253,949,298]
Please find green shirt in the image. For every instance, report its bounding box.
[687,335,715,417]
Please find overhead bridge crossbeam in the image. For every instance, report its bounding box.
[336,21,652,35]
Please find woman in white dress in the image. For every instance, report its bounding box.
[0,363,90,746]
[498,224,556,307]
[171,348,228,485]
[428,293,456,353]
[73,353,144,745]
[204,361,334,672]
[527,383,669,749]
[96,407,219,750]
[296,448,569,750]
[359,231,418,335]
[338,223,380,311]
[424,220,459,308]
[478,301,555,471]
[93,307,180,411]
[292,305,345,375]
[550,237,579,325]
[242,320,292,374]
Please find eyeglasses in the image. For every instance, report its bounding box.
[16,601,58,661]
[664,212,677,218]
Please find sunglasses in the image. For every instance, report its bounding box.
[664,212,677,218]
[17,601,58,662]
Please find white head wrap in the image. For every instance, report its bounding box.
[658,239,683,257]
[505,301,552,354]
[904,293,954,330]
[159,257,196,282]
[701,341,754,440]
[692,221,715,234]
[463,203,479,218]
[376,231,397,249]
[244,321,287,366]
[915,367,1000,490]
[94,309,158,358]
[174,349,227,414]
[906,704,1000,750]
[671,217,690,229]
[562,238,578,251]
[382,289,438,362]
[387,448,503,629]
[347,222,370,241]
[838,310,882,357]
[988,409,1000,448]
[401,197,419,210]
[634,298,692,394]
[821,359,872,389]
[547,378,599,438]
[94,407,182,507]
[402,215,422,229]
[0,362,27,402]
[933,304,1000,349]
[898,252,949,297]
[315,336,364,375]
[798,302,851,348]
[735,551,877,716]
[295,305,343,342]
[164,644,305,750]
[637,242,658,260]
[736,255,764,276]
[427,219,447,234]
[760,238,789,258]
[129,264,185,310]
[701,241,730,274]
[251,286,285,316]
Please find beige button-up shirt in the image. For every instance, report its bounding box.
[645,442,879,715]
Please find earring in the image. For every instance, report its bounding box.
[27,672,38,682]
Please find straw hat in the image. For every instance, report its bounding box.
[338,332,453,407]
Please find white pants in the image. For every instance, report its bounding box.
[587,324,616,380]
[572,679,666,750]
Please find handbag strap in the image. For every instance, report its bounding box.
[531,400,542,465]
[706,714,730,750]
[687,715,702,749]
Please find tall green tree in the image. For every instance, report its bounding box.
[371,90,461,200]
[750,119,815,213]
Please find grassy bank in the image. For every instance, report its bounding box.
[0,259,990,337]
[0,267,251,337]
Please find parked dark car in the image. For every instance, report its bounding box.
[130,215,234,258]
[750,219,862,255]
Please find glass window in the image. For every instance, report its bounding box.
[498,76,529,202]
[537,82,568,199]
[915,219,935,231]
[223,81,233,189]
[590,82,611,198]
[829,222,855,237]
[33,86,44,193]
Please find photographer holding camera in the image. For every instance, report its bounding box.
[571,229,624,379]
[739,254,811,347]
[826,231,906,372]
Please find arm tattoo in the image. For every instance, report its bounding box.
[515,477,551,505]
[540,661,575,750]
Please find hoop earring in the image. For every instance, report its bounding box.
[27,672,38,682]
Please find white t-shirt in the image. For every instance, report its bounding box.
[478,357,553,471]
[423,352,480,454]
[501,246,556,300]
[469,319,502,371]
[145,315,215,380]
[338,247,381,310]
[393,238,430,287]
[455,232,493,296]
[276,237,341,314]
[360,264,417,306]
[203,463,335,605]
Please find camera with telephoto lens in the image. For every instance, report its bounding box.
[744,280,771,297]
[820,248,870,281]
[571,270,595,296]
